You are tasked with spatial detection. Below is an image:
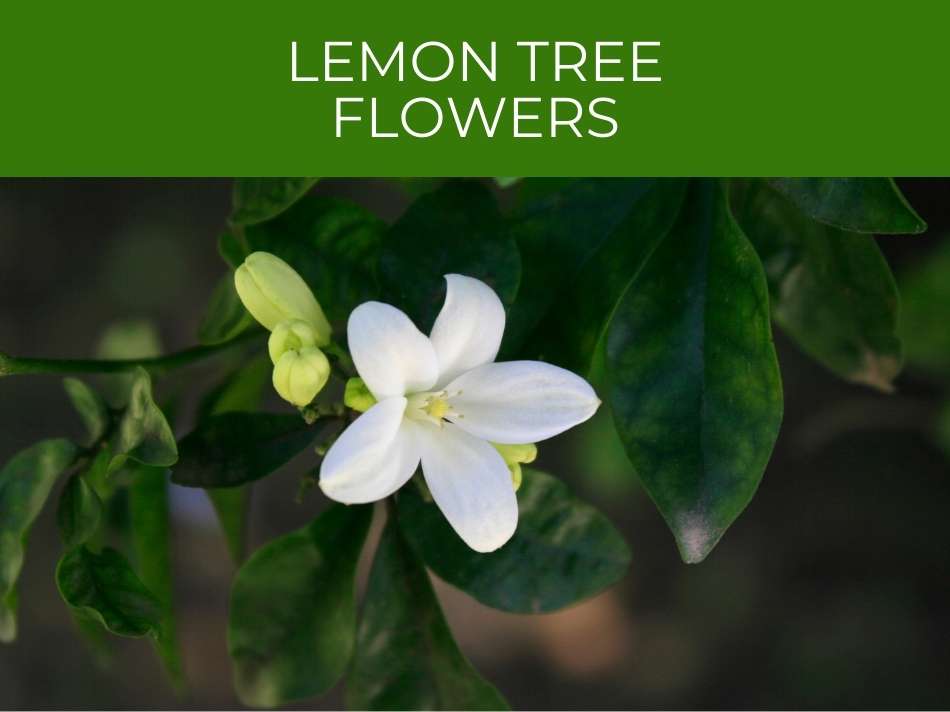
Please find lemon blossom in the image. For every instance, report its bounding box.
[234,252,332,406]
[319,274,600,552]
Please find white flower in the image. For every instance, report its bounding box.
[319,274,600,552]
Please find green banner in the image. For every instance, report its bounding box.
[1,0,947,175]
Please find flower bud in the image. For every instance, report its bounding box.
[344,377,377,413]
[268,319,319,364]
[234,252,331,344]
[272,346,331,407]
[492,442,536,492]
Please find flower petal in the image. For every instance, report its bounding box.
[446,361,600,444]
[418,422,518,553]
[429,274,506,387]
[348,302,439,399]
[319,397,419,504]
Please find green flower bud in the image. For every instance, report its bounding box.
[234,252,331,344]
[268,318,319,364]
[344,377,377,413]
[272,346,331,407]
[492,442,536,492]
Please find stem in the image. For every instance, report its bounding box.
[324,340,356,380]
[0,329,263,378]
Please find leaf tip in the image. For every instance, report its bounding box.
[672,513,723,564]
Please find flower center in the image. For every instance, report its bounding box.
[405,390,460,426]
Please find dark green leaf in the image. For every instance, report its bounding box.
[734,180,902,391]
[63,378,109,446]
[769,178,926,235]
[899,238,950,376]
[606,180,783,563]
[197,357,271,562]
[129,466,184,689]
[346,519,508,711]
[57,473,103,550]
[379,180,520,331]
[503,179,670,359]
[229,504,372,707]
[207,488,250,564]
[56,546,163,638]
[219,231,248,269]
[198,273,254,345]
[0,439,77,642]
[245,194,385,325]
[172,412,318,488]
[398,469,630,613]
[530,180,688,374]
[231,178,319,226]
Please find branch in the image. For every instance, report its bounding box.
[0,329,263,379]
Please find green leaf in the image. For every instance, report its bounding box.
[197,357,271,563]
[346,518,508,711]
[503,179,672,359]
[398,469,630,613]
[734,180,902,391]
[231,178,319,226]
[899,238,950,376]
[110,367,178,469]
[606,180,783,563]
[197,356,271,422]
[172,412,318,488]
[95,320,163,408]
[56,546,163,638]
[63,378,109,446]
[57,473,103,550]
[245,194,385,325]
[0,438,77,642]
[379,180,520,331]
[528,179,688,374]
[198,273,254,345]
[228,504,372,707]
[219,231,248,269]
[129,466,184,689]
[769,178,926,235]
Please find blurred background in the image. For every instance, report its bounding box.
[1,179,949,709]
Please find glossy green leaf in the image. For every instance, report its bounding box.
[198,273,254,345]
[606,180,783,563]
[529,179,688,374]
[0,438,77,642]
[63,378,109,446]
[110,367,178,469]
[129,466,184,688]
[503,179,670,359]
[398,469,630,613]
[231,178,319,226]
[56,546,163,638]
[769,178,926,235]
[57,473,103,550]
[899,238,950,376]
[734,180,902,391]
[245,194,385,325]
[379,180,520,331]
[346,519,508,711]
[172,412,318,488]
[228,504,372,707]
[197,357,271,563]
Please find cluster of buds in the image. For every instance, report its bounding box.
[234,252,332,407]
